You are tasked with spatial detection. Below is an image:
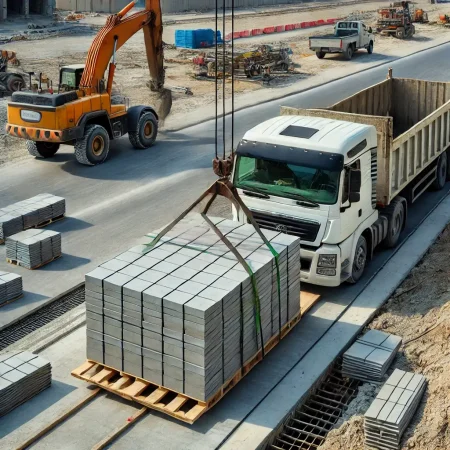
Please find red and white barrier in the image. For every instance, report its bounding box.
[223,16,340,41]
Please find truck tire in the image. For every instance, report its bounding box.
[74,124,110,166]
[26,141,60,158]
[344,45,353,60]
[316,51,326,59]
[446,149,450,181]
[431,152,447,190]
[6,74,25,92]
[347,235,367,284]
[396,28,405,39]
[382,197,406,248]
[129,112,158,150]
[367,41,374,54]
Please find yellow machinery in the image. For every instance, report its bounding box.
[6,0,171,166]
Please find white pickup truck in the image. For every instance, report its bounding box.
[309,20,374,60]
[232,71,450,287]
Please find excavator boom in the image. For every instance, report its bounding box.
[79,0,171,118]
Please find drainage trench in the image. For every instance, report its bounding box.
[0,285,85,351]
[269,364,361,450]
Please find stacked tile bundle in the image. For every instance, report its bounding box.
[0,271,23,305]
[6,229,62,269]
[85,215,300,401]
[0,351,52,417]
[342,330,402,382]
[364,369,427,450]
[0,194,66,241]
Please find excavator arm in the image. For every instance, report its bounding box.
[79,0,171,117]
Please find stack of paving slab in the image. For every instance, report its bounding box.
[6,229,62,269]
[85,214,301,402]
[364,369,427,450]
[0,351,52,417]
[342,330,402,382]
[0,193,66,241]
[0,270,23,305]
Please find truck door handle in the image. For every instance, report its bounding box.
[359,209,362,217]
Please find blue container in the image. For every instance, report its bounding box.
[175,29,221,49]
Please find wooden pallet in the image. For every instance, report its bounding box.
[72,311,301,424]
[7,254,61,270]
[0,215,65,245]
[300,290,321,316]
[0,294,23,308]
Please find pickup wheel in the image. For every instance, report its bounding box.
[432,152,447,190]
[316,51,326,59]
[382,197,406,248]
[367,41,374,54]
[74,124,110,166]
[344,45,353,60]
[26,141,60,159]
[347,235,367,284]
[7,74,25,92]
[129,111,158,150]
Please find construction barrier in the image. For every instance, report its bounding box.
[263,26,275,34]
[239,30,251,38]
[275,25,285,33]
[285,24,295,31]
[316,20,325,25]
[251,28,263,36]
[294,23,302,29]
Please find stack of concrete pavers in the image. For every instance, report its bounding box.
[342,330,402,382]
[6,229,62,269]
[0,194,66,240]
[85,214,301,402]
[0,351,52,417]
[0,271,23,305]
[364,369,427,449]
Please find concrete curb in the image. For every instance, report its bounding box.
[219,193,450,449]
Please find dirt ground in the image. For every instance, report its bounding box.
[320,225,450,450]
[2,0,450,166]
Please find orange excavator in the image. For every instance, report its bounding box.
[5,0,171,166]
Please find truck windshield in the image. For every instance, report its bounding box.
[235,155,341,205]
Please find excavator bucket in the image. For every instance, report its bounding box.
[156,88,173,123]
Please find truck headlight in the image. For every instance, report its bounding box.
[317,268,336,276]
[318,254,337,268]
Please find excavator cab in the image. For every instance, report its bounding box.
[59,64,85,92]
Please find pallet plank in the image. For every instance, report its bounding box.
[144,387,169,405]
[91,368,115,384]
[71,360,97,377]
[165,395,189,413]
[119,379,149,398]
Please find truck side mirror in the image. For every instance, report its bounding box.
[368,27,373,33]
[349,170,361,203]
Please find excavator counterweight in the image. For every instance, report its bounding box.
[5,0,171,166]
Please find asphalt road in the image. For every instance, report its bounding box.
[1,42,450,332]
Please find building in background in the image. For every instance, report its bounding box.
[56,0,130,13]
[0,0,55,20]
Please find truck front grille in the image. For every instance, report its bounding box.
[251,211,320,242]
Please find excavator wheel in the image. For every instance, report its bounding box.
[6,74,25,92]
[129,112,158,150]
[74,124,110,166]
[26,141,60,158]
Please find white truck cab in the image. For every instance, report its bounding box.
[232,115,379,287]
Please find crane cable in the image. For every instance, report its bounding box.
[213,0,235,178]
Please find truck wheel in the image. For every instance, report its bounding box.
[367,41,374,54]
[316,51,326,59]
[7,75,25,92]
[396,28,405,39]
[344,46,353,60]
[74,124,110,166]
[432,153,447,190]
[129,112,158,150]
[382,197,406,248]
[347,235,367,284]
[26,141,60,158]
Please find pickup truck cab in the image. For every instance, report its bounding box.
[309,20,374,60]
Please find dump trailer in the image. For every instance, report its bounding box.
[232,70,450,287]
